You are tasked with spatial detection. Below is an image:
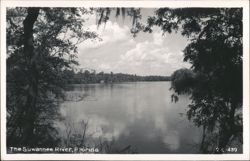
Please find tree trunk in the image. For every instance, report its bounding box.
[21,7,40,146]
[217,103,237,153]
[200,125,208,153]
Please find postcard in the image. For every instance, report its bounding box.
[1,0,249,160]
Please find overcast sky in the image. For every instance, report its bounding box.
[77,8,190,76]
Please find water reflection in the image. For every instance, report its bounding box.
[59,82,202,153]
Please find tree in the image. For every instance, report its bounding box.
[147,8,243,153]
[96,8,143,36]
[7,7,98,147]
[7,7,243,153]
[170,68,195,102]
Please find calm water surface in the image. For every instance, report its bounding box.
[59,81,202,153]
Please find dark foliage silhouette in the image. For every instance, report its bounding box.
[6,7,243,154]
[7,7,97,148]
[63,69,171,84]
[148,8,244,153]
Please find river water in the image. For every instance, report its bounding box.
[59,81,202,153]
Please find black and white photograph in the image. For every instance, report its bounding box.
[1,0,249,160]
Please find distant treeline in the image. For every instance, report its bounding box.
[63,69,171,84]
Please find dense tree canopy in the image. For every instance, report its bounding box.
[63,69,171,84]
[6,7,243,154]
[7,7,98,147]
[148,8,243,153]
[6,6,145,149]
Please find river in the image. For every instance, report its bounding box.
[58,81,202,153]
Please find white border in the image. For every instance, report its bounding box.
[1,0,249,160]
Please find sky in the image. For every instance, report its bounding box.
[77,8,190,76]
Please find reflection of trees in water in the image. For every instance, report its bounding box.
[6,7,98,149]
[162,8,243,153]
[60,118,137,153]
[93,7,244,153]
[6,7,243,154]
[171,68,242,153]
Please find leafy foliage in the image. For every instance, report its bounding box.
[146,8,243,153]
[7,7,98,147]
[96,8,143,36]
[6,7,243,154]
